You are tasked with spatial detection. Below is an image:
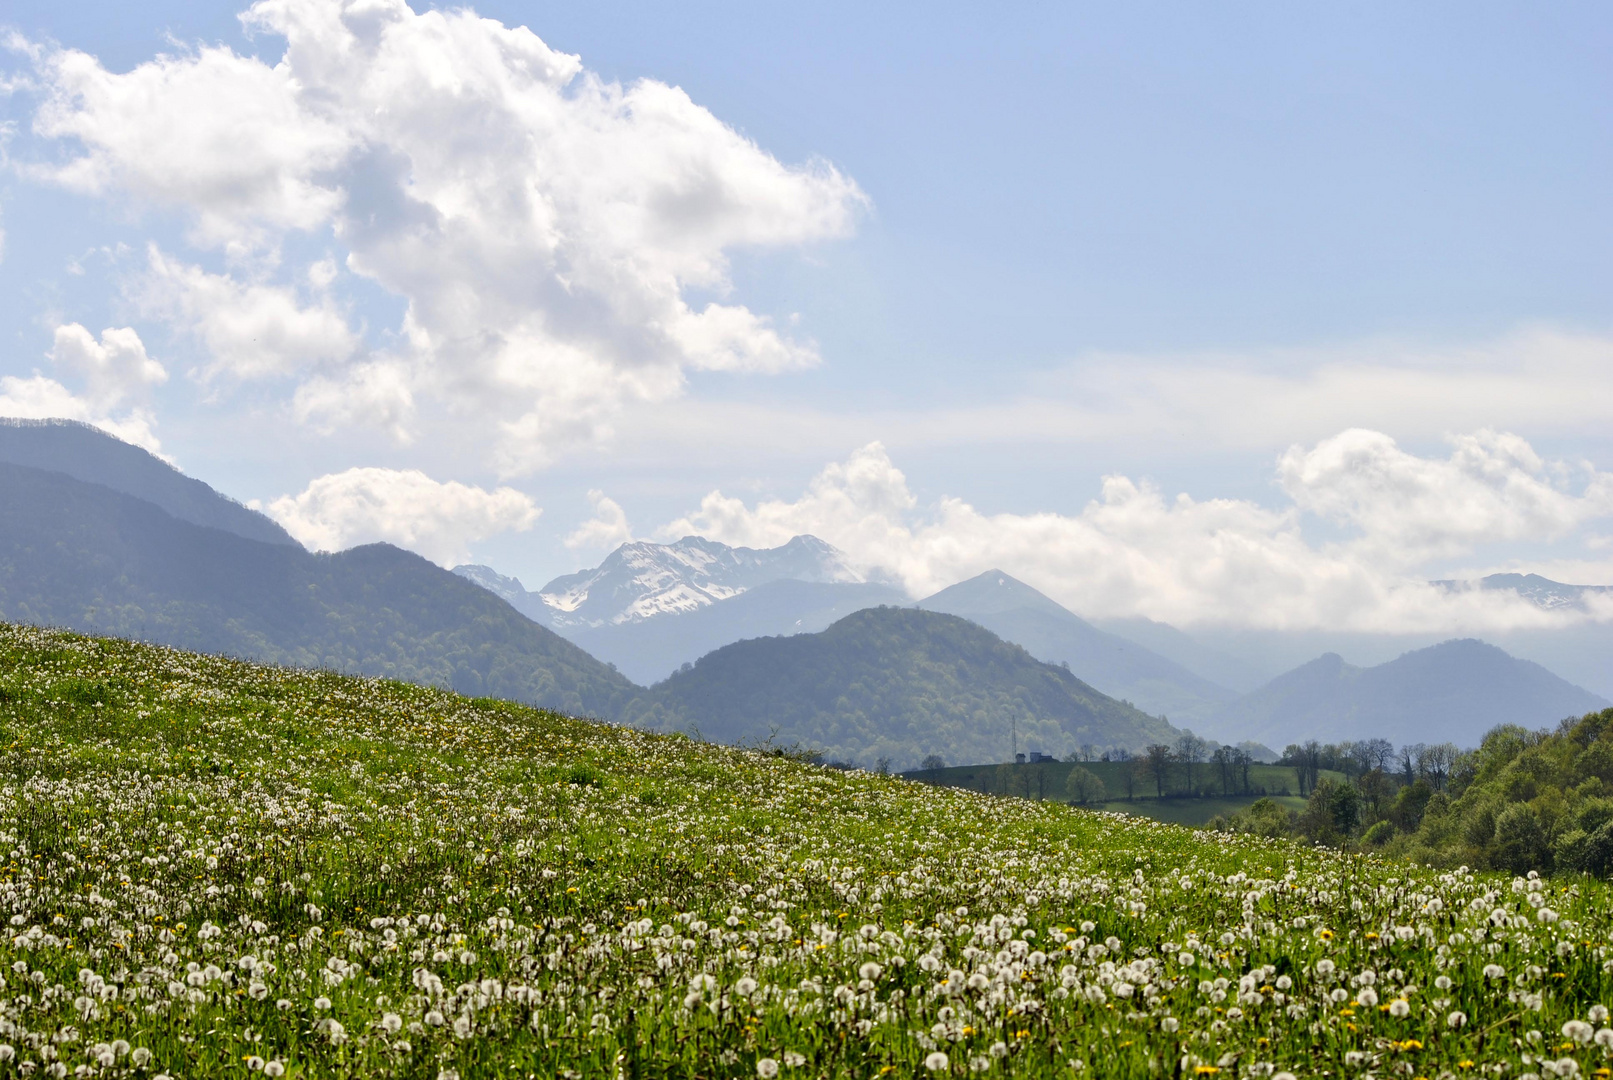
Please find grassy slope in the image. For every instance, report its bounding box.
[2,623,1612,1077]
[909,760,1349,828]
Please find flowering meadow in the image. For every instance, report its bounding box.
[2,624,1612,1078]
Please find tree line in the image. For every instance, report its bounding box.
[1218,707,1613,879]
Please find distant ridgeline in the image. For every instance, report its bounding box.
[0,420,1179,769]
[0,418,297,546]
[3,417,1609,778]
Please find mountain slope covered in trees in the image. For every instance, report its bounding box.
[0,418,297,546]
[918,570,1239,723]
[0,462,636,717]
[635,606,1180,770]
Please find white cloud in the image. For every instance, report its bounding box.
[48,323,168,408]
[1279,428,1613,564]
[0,375,164,454]
[564,490,633,551]
[599,327,1613,472]
[29,35,350,252]
[22,0,866,468]
[0,324,168,453]
[260,467,540,565]
[291,360,415,442]
[662,433,1613,633]
[136,247,359,380]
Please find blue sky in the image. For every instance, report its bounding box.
[1,0,1609,630]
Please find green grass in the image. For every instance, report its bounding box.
[907,759,1350,830]
[1095,795,1311,828]
[1,622,1612,1078]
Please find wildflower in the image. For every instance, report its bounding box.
[380,1012,403,1034]
[131,1048,151,1066]
[263,1065,285,1079]
[1356,988,1378,1008]
[926,1052,950,1071]
[736,977,759,997]
[757,1059,779,1079]
[314,996,332,1010]
[1565,1021,1594,1044]
[783,1052,806,1067]
[1591,1006,1610,1023]
[1449,1011,1468,1029]
[1389,999,1410,1018]
[859,962,883,981]
[453,1015,474,1038]
[1596,1029,1613,1048]
[1484,964,1506,979]
[424,1010,445,1027]
[245,1056,265,1071]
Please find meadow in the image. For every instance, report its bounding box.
[911,760,1337,828]
[0,622,1611,1078]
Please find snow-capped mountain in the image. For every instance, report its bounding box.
[453,535,867,631]
[1433,572,1613,612]
[536,535,865,628]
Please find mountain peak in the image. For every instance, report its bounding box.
[533,534,866,629]
[1431,572,1612,612]
[918,569,1079,621]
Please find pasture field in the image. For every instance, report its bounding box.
[0,622,1611,1078]
[909,760,1345,829]
[1095,796,1312,829]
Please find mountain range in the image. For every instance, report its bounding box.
[634,606,1179,767]
[0,420,1169,768]
[0,424,635,718]
[4,417,1609,765]
[458,534,866,630]
[917,570,1240,723]
[1203,640,1609,747]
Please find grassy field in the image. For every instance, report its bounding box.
[1095,795,1312,828]
[907,759,1347,828]
[2,622,1612,1078]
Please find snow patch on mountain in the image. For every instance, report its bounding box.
[536,534,865,628]
[1432,572,1613,613]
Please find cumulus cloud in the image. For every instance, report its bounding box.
[661,432,1613,633]
[260,467,540,566]
[135,247,359,380]
[1279,428,1613,564]
[0,324,168,452]
[48,323,168,407]
[21,0,866,468]
[564,490,634,551]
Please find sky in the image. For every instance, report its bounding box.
[0,0,1609,635]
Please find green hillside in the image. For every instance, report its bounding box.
[911,758,1338,828]
[1,622,1611,1077]
[634,606,1180,769]
[0,462,637,717]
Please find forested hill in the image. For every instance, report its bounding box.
[0,418,297,546]
[0,462,637,718]
[629,606,1180,770]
